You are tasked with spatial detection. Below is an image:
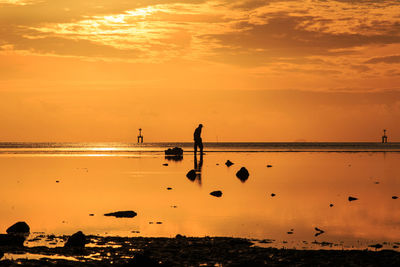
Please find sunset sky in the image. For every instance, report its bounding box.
[1,0,399,142]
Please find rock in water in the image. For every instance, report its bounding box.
[392,196,398,199]
[0,234,25,247]
[6,222,30,236]
[65,231,86,248]
[165,147,183,156]
[104,211,137,218]
[186,169,196,181]
[225,160,234,167]
[348,196,358,201]
[236,167,249,182]
[210,190,223,197]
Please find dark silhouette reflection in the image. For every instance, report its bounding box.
[165,155,183,161]
[193,153,203,186]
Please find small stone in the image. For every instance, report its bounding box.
[267,165,272,168]
[271,193,276,197]
[236,167,249,182]
[329,204,334,207]
[210,190,223,197]
[348,196,358,201]
[104,211,137,218]
[156,222,162,224]
[163,163,168,166]
[56,180,60,183]
[167,187,172,190]
[89,214,94,216]
[287,231,293,234]
[186,169,196,181]
[392,196,398,199]
[64,231,86,248]
[225,160,234,167]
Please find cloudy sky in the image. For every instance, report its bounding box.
[1,0,399,142]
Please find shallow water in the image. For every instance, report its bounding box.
[0,143,399,250]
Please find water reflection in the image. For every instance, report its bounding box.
[165,155,183,161]
[0,151,400,250]
[194,153,203,186]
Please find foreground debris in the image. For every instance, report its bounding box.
[1,235,400,266]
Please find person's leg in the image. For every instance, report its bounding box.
[194,142,197,154]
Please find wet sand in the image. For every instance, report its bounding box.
[1,234,400,266]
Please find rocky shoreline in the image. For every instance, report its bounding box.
[1,234,400,266]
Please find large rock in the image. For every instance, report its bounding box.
[186,169,196,181]
[0,234,25,247]
[104,211,137,218]
[64,231,86,248]
[236,167,249,182]
[6,222,30,236]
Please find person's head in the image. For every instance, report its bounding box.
[199,124,203,128]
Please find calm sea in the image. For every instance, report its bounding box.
[0,141,399,251]
[0,142,399,155]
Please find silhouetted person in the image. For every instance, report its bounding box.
[194,124,203,155]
